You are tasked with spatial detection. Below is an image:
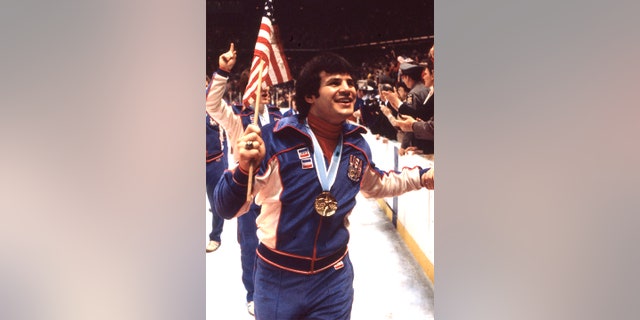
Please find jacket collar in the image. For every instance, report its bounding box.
[273,115,367,139]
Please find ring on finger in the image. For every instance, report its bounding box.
[245,140,254,150]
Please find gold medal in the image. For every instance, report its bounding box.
[314,191,338,217]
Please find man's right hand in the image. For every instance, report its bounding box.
[219,43,237,72]
[237,124,265,173]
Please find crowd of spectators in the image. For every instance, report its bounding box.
[218,44,430,102]
[212,43,434,158]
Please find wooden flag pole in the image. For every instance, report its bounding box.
[246,60,265,202]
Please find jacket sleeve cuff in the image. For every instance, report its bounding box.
[216,69,230,78]
[232,166,250,186]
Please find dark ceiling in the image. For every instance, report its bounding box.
[206,0,433,76]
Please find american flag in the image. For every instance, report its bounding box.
[242,0,292,107]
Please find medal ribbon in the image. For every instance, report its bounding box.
[305,120,343,192]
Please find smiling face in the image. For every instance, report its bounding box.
[306,71,356,125]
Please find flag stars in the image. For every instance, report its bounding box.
[264,0,274,18]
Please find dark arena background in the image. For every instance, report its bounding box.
[206,0,433,81]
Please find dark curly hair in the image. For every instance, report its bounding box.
[294,52,355,120]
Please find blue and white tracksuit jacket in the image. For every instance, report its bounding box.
[206,114,228,242]
[206,68,282,303]
[206,69,281,161]
[213,115,430,274]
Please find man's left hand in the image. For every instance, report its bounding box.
[421,167,434,190]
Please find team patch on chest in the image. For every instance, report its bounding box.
[347,155,363,181]
[297,147,314,169]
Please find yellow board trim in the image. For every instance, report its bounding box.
[378,198,394,221]
[376,199,434,284]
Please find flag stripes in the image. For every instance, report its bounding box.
[242,1,292,107]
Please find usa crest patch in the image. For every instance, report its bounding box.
[347,155,363,181]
